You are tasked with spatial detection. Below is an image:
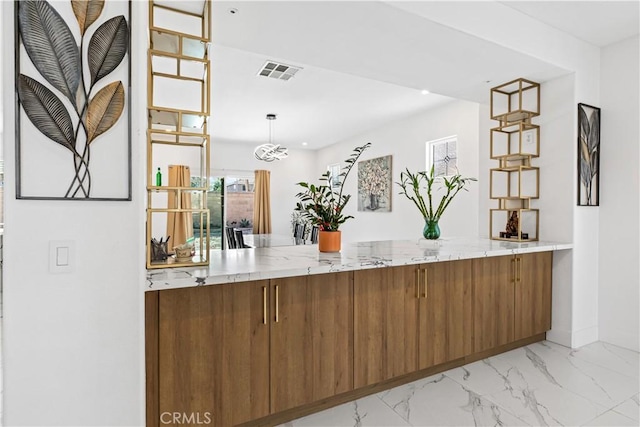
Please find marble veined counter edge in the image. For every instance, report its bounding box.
[146,237,572,292]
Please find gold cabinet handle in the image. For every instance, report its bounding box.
[262,286,267,325]
[423,268,428,299]
[511,258,516,283]
[275,285,279,323]
[516,257,521,282]
[416,269,421,299]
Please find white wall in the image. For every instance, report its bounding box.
[598,35,640,351]
[315,100,480,243]
[2,2,147,425]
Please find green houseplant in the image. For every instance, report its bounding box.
[295,143,371,251]
[397,165,476,239]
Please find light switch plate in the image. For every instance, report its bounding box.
[49,240,74,273]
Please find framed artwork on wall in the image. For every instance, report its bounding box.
[577,103,600,206]
[15,0,131,200]
[357,155,392,212]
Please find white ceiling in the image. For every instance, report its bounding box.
[210,1,639,151]
[154,1,208,16]
[211,45,453,149]
[500,1,640,47]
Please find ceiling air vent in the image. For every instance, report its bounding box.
[258,61,302,81]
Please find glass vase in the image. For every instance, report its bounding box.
[423,218,441,240]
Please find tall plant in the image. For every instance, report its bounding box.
[17,0,129,198]
[397,165,476,221]
[295,143,371,231]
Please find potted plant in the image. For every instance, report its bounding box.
[397,165,476,239]
[295,143,371,252]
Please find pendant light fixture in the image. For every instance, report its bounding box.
[254,113,289,162]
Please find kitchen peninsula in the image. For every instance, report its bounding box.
[145,237,571,426]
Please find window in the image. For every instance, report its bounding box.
[327,163,340,189]
[426,136,457,177]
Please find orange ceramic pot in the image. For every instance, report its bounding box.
[318,230,341,252]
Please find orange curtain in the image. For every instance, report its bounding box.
[166,165,193,248]
[253,170,272,234]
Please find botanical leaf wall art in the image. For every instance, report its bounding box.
[15,0,131,200]
[577,103,600,206]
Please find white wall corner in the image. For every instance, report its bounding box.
[546,328,573,348]
[571,325,600,349]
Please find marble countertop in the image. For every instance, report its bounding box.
[243,233,310,248]
[146,237,572,292]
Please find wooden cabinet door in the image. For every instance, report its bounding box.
[157,281,270,427]
[419,260,472,369]
[270,272,353,413]
[515,251,552,340]
[473,256,516,352]
[354,266,418,388]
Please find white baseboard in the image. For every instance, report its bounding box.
[572,325,599,348]
[547,326,600,349]
[599,328,640,352]
[546,328,572,347]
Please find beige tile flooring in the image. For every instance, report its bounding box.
[282,341,639,427]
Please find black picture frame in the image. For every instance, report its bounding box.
[577,103,600,206]
[14,0,132,201]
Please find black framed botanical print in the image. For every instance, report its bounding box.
[577,103,600,206]
[15,0,131,200]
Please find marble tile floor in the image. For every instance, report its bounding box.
[281,341,639,427]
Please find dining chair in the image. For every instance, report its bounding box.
[235,230,250,248]
[225,227,237,249]
[310,226,319,244]
[294,223,306,239]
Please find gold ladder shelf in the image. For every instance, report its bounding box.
[146,0,212,269]
[489,78,540,242]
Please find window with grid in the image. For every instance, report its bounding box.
[426,136,457,177]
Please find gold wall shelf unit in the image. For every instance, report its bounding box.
[489,78,540,242]
[146,0,211,269]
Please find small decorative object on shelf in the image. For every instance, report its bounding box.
[397,165,476,240]
[150,237,169,262]
[155,168,162,187]
[173,243,193,263]
[505,210,518,236]
[489,78,540,242]
[295,143,371,252]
